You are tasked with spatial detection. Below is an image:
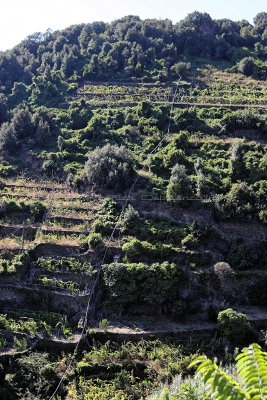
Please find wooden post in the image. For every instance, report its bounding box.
[22,220,26,251]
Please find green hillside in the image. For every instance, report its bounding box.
[0,12,266,400]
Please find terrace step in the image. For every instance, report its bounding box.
[4,183,71,192]
[33,243,81,258]
[49,214,93,224]
[2,192,85,201]
[0,223,86,237]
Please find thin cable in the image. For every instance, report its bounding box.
[48,79,181,400]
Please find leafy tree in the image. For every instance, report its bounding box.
[190,343,267,400]
[9,82,28,106]
[229,140,247,181]
[171,61,191,79]
[136,100,153,118]
[122,204,141,233]
[238,57,255,76]
[68,101,93,129]
[0,122,17,153]
[88,232,103,249]
[166,164,192,203]
[217,308,250,340]
[11,107,34,139]
[174,109,200,132]
[0,94,8,123]
[7,352,60,399]
[85,144,134,191]
[254,12,267,35]
[220,110,266,134]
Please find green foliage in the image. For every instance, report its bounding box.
[122,239,175,261]
[220,110,266,134]
[237,57,267,80]
[0,122,17,153]
[30,200,47,222]
[174,109,200,132]
[136,100,153,118]
[226,241,258,270]
[0,13,266,94]
[171,62,191,79]
[122,204,141,234]
[102,261,184,309]
[93,198,121,236]
[7,352,60,399]
[212,183,256,221]
[190,343,267,400]
[141,215,185,243]
[229,140,247,181]
[85,144,134,191]
[38,276,80,293]
[99,318,109,330]
[217,308,250,340]
[181,234,200,249]
[88,232,103,249]
[30,72,68,106]
[238,57,255,76]
[166,164,192,204]
[0,251,31,275]
[0,199,46,222]
[36,257,89,274]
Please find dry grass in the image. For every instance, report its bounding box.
[0,238,32,250]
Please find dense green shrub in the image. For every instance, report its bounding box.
[181,233,200,249]
[102,262,184,308]
[166,164,192,204]
[220,109,266,134]
[237,56,267,80]
[141,215,185,243]
[212,183,255,221]
[238,57,255,76]
[171,61,191,78]
[173,109,200,132]
[229,140,247,181]
[0,122,17,153]
[85,144,134,191]
[66,173,83,189]
[0,199,46,222]
[93,198,121,236]
[0,251,31,275]
[88,232,104,249]
[36,257,88,274]
[122,204,141,234]
[122,239,175,261]
[217,308,250,340]
[226,241,258,270]
[7,353,60,399]
[30,201,47,222]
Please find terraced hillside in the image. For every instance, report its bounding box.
[66,67,267,110]
[0,13,267,397]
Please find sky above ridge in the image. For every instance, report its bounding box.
[1,0,266,51]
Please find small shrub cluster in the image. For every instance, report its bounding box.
[122,239,175,261]
[38,276,81,293]
[217,308,250,341]
[0,251,31,275]
[93,198,121,236]
[36,256,90,274]
[0,200,46,222]
[102,262,185,312]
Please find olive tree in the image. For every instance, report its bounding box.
[85,144,134,191]
[166,164,192,203]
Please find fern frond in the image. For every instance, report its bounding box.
[189,355,248,400]
[236,343,267,399]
